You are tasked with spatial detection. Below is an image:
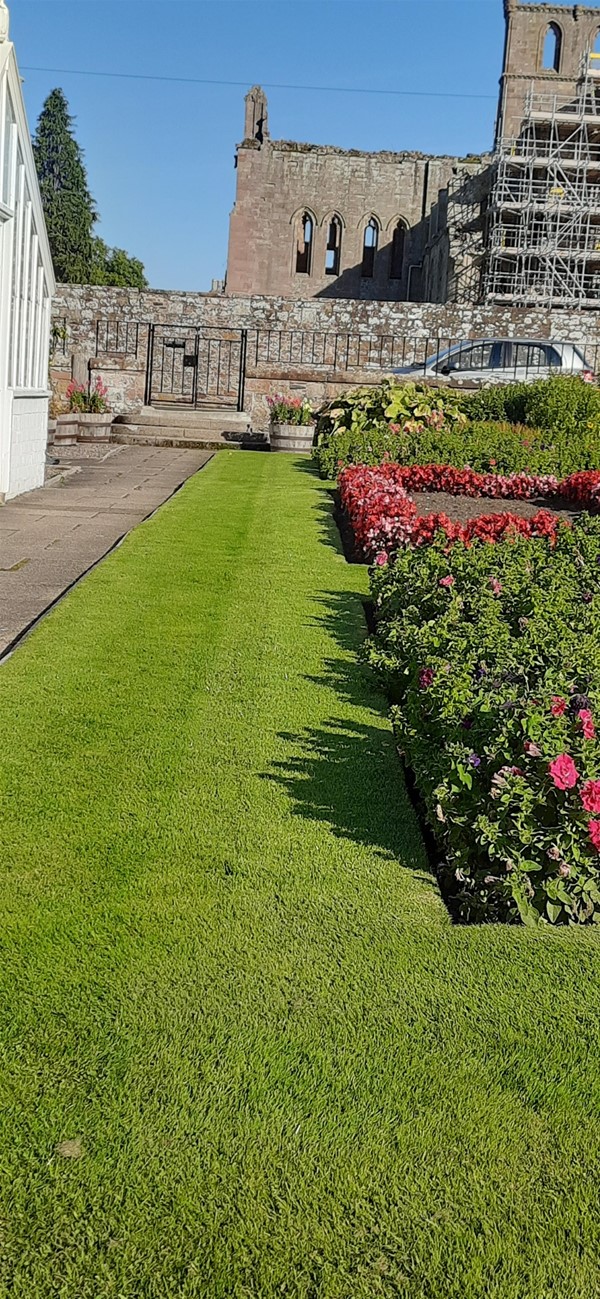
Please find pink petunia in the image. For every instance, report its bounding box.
[549,754,579,790]
[589,820,600,853]
[374,551,388,566]
[439,575,455,588]
[578,709,596,740]
[581,780,600,814]
[551,697,567,717]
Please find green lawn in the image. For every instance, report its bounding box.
[1,452,600,1298]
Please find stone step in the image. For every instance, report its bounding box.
[113,405,251,433]
[112,428,268,451]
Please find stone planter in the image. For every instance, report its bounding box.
[54,414,80,447]
[77,412,113,443]
[270,421,315,454]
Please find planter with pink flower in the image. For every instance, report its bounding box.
[267,395,315,454]
[56,377,113,444]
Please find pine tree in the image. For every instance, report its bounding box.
[33,88,148,288]
[32,88,97,283]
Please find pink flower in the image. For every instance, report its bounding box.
[524,740,542,757]
[589,820,600,853]
[419,667,435,690]
[551,697,567,717]
[375,551,388,566]
[549,754,579,790]
[578,709,596,740]
[439,575,455,588]
[581,780,600,814]
[558,862,571,878]
[489,578,502,595]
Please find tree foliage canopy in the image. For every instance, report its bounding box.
[33,89,148,288]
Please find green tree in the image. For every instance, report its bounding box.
[97,242,148,289]
[33,88,148,288]
[32,88,97,283]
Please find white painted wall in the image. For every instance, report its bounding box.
[0,11,55,501]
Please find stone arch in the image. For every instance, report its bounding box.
[321,212,344,276]
[356,211,382,232]
[541,22,562,73]
[388,217,409,280]
[290,208,317,275]
[360,216,380,278]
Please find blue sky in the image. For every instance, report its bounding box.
[15,0,514,290]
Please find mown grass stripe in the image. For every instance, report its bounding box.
[0,453,599,1298]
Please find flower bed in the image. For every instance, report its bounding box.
[315,376,600,480]
[366,518,600,925]
[340,462,600,560]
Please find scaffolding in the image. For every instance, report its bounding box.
[484,52,600,307]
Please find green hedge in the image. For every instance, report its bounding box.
[366,518,600,926]
[461,374,600,435]
[315,418,600,480]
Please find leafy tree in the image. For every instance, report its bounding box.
[99,243,147,289]
[33,88,148,288]
[32,88,97,283]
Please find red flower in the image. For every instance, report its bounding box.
[551,696,567,717]
[589,820,600,853]
[578,708,596,740]
[419,667,435,690]
[582,780,600,814]
[549,754,579,790]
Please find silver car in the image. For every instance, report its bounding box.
[393,338,596,385]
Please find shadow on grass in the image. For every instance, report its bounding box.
[266,576,433,879]
[268,716,429,878]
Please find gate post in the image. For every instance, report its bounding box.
[144,324,155,406]
[237,329,248,413]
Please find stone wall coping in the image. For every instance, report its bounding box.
[237,138,489,165]
[514,3,600,14]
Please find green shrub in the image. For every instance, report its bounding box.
[366,518,600,926]
[461,375,600,435]
[315,418,600,480]
[315,379,466,471]
[458,383,527,424]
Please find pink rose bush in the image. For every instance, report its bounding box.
[366,516,600,925]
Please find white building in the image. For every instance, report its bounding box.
[0,1,55,500]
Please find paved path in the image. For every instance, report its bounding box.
[0,445,212,656]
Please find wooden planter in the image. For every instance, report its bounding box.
[54,414,80,447]
[270,422,315,454]
[77,412,113,443]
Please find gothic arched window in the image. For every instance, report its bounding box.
[542,23,562,73]
[295,212,313,275]
[361,218,379,278]
[389,221,406,280]
[325,216,342,276]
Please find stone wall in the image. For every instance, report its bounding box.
[52,282,600,430]
[226,128,486,301]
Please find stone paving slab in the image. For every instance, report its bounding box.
[0,446,212,656]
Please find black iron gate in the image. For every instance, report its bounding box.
[145,324,247,411]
